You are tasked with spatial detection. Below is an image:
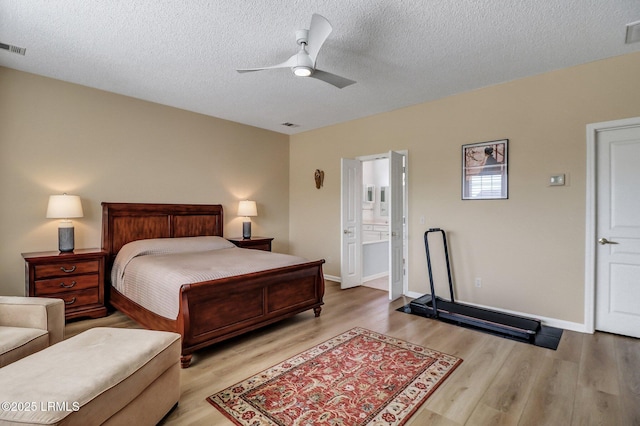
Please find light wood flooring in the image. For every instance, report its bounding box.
[363,275,389,291]
[65,281,640,425]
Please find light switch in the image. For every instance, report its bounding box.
[549,174,565,186]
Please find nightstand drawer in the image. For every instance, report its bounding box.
[243,241,271,251]
[34,274,99,296]
[57,288,100,308]
[34,260,100,279]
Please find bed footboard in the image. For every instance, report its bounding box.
[178,260,325,367]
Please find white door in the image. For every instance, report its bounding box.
[594,120,640,338]
[340,158,362,289]
[388,151,404,300]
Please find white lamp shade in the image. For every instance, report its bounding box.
[237,200,257,217]
[46,194,84,219]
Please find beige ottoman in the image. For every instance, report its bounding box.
[0,327,181,425]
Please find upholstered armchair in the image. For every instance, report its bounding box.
[0,296,64,367]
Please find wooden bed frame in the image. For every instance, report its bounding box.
[101,202,325,368]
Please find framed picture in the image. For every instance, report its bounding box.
[462,139,508,200]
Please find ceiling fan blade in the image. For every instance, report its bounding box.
[307,14,332,63]
[310,69,356,89]
[236,54,297,73]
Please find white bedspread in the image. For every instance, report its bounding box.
[111,236,309,319]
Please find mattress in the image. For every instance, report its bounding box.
[111,236,309,319]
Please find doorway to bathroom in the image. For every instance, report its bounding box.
[340,151,408,301]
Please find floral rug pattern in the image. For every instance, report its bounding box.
[208,327,462,425]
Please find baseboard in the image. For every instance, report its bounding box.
[406,291,426,299]
[362,272,388,282]
[324,274,341,283]
[325,274,388,283]
[405,291,588,333]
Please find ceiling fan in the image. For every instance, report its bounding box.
[236,14,356,89]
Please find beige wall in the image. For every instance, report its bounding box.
[0,67,290,296]
[2,52,639,324]
[290,52,640,325]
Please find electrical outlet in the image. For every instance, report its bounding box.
[475,278,482,288]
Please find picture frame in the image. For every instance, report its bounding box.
[462,139,508,200]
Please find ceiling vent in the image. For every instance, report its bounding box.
[626,20,640,44]
[0,42,26,55]
[281,122,300,128]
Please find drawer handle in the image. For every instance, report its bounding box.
[64,297,76,305]
[60,265,76,273]
[59,281,77,289]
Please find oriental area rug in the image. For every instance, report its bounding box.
[207,327,462,426]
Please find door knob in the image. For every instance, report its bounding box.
[598,237,618,245]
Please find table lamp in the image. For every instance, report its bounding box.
[237,200,257,239]
[46,194,84,252]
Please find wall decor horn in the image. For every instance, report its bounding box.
[314,169,325,189]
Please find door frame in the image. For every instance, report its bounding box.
[584,116,640,333]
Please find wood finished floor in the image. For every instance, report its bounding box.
[65,281,640,426]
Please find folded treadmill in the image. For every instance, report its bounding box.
[410,228,541,341]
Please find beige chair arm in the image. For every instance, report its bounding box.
[0,296,65,345]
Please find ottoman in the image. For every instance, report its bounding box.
[0,327,181,425]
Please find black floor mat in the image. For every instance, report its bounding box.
[397,303,563,350]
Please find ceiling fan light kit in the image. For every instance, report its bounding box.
[293,66,313,77]
[236,14,355,89]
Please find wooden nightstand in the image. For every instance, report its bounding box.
[227,237,273,252]
[22,248,108,321]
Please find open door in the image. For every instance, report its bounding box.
[388,151,405,300]
[340,158,362,289]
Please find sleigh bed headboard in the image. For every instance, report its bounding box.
[101,202,224,262]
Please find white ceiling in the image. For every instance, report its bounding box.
[1,1,639,135]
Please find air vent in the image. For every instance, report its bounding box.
[626,20,640,44]
[0,42,26,55]
[281,122,300,128]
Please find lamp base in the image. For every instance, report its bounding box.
[242,221,252,239]
[58,227,75,252]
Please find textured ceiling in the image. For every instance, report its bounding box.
[1,1,639,135]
